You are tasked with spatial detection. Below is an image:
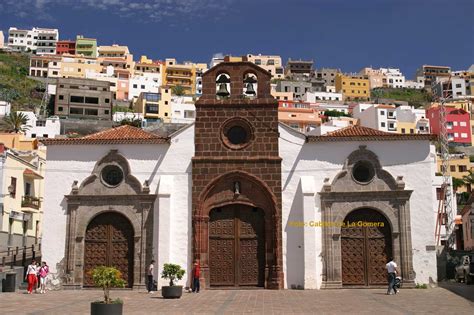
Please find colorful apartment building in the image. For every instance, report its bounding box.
[415,65,451,89]
[352,104,397,132]
[135,56,162,74]
[56,40,76,55]
[395,106,430,134]
[8,27,59,55]
[0,144,46,249]
[75,35,97,58]
[60,54,102,78]
[29,55,61,78]
[436,154,471,192]
[133,86,172,122]
[278,107,321,132]
[162,58,207,95]
[335,73,370,101]
[246,54,284,79]
[427,106,471,145]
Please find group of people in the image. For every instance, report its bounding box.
[146,259,200,293]
[26,259,49,294]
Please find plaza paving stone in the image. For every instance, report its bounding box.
[0,287,472,315]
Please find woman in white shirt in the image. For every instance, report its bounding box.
[25,259,38,294]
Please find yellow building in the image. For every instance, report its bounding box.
[97,45,135,73]
[135,55,162,74]
[0,134,38,151]
[161,58,207,95]
[0,145,46,248]
[133,86,172,122]
[59,54,103,79]
[335,74,370,101]
[246,54,284,79]
[436,154,471,192]
[396,121,417,134]
[272,91,294,101]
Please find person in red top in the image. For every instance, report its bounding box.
[192,260,200,293]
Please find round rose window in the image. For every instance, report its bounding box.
[352,161,375,183]
[101,165,124,187]
[221,118,253,149]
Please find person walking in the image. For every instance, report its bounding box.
[25,259,38,294]
[147,260,155,293]
[38,262,49,294]
[386,257,398,295]
[192,260,200,293]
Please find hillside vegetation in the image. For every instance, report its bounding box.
[0,51,43,110]
[372,88,433,108]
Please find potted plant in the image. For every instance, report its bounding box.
[90,266,126,315]
[161,263,185,299]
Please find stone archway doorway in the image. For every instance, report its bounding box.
[341,208,392,286]
[83,212,134,287]
[209,204,265,287]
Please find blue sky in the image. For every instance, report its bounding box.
[0,0,472,78]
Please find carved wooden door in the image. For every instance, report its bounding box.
[209,205,265,287]
[341,209,392,286]
[84,212,134,287]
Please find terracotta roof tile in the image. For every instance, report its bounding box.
[41,125,169,145]
[307,125,436,142]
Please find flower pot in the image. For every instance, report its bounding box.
[90,302,123,315]
[161,285,183,299]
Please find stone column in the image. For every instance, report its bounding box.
[398,200,415,284]
[301,176,318,289]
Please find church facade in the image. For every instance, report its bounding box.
[41,62,438,290]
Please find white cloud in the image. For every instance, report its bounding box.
[0,0,235,21]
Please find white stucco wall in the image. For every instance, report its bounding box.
[279,124,437,287]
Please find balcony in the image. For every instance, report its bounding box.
[22,196,41,210]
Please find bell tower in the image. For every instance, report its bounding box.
[192,60,284,289]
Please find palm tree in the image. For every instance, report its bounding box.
[3,111,30,133]
[462,170,474,192]
[171,85,186,96]
[452,177,465,192]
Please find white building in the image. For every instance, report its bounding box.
[40,63,440,292]
[129,73,162,100]
[112,112,145,123]
[171,96,195,124]
[0,31,4,49]
[304,91,342,102]
[313,103,349,115]
[19,111,61,139]
[404,80,424,89]
[8,27,58,54]
[396,106,430,134]
[381,68,405,88]
[309,118,353,136]
[353,104,397,132]
[0,101,11,117]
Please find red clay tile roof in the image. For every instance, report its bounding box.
[41,125,169,145]
[307,125,437,142]
[23,168,44,179]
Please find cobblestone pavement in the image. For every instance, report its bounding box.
[0,287,473,315]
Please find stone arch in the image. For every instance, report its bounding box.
[333,204,399,235]
[193,170,282,289]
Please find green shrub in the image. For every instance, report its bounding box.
[415,283,428,289]
[90,266,126,304]
[161,263,185,286]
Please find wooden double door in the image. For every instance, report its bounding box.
[341,209,392,286]
[209,205,265,287]
[84,212,134,287]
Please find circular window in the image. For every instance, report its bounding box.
[221,118,253,149]
[101,165,124,187]
[352,161,375,183]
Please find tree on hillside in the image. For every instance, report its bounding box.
[371,89,383,103]
[172,85,186,96]
[3,111,30,133]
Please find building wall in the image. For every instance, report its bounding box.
[129,73,162,100]
[19,111,61,139]
[246,54,284,79]
[0,151,45,248]
[56,40,76,55]
[335,74,370,101]
[55,78,113,120]
[304,91,342,102]
[75,36,97,58]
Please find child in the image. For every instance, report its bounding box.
[39,262,49,294]
[25,259,38,294]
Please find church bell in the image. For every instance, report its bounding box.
[244,76,257,96]
[217,83,230,97]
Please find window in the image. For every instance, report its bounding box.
[389,123,395,129]
[380,110,385,115]
[460,121,467,127]
[381,122,386,127]
[461,133,468,138]
[43,134,48,138]
[165,101,168,105]
[31,133,36,138]
[146,105,159,114]
[436,188,442,200]
[58,95,64,100]
[141,85,145,89]
[36,120,46,127]
[401,128,405,134]
[352,161,375,183]
[450,165,456,172]
[70,95,84,103]
[58,106,63,112]
[133,84,137,88]
[459,165,468,172]
[10,177,17,198]
[453,121,458,126]
[101,165,124,187]
[85,109,98,116]
[84,97,99,104]
[70,107,83,115]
